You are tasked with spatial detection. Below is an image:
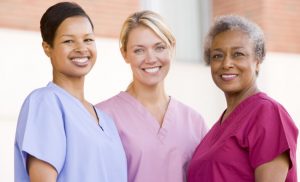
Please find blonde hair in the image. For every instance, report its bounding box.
[119,10,176,52]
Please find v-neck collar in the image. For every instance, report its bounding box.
[48,82,106,133]
[209,92,266,145]
[217,92,265,127]
[118,91,173,134]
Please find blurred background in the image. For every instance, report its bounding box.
[1,0,300,181]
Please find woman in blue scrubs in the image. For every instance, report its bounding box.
[14,2,127,181]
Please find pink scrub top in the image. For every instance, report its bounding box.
[96,91,207,182]
[187,92,298,182]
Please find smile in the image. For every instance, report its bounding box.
[221,74,237,80]
[71,57,89,66]
[143,66,160,73]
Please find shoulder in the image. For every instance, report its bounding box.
[30,85,57,98]
[169,97,208,136]
[94,103,123,136]
[245,93,298,170]
[169,97,206,128]
[95,94,121,111]
[253,93,289,117]
[247,92,297,135]
[21,86,61,115]
[23,85,59,105]
[95,108,113,122]
[170,97,204,118]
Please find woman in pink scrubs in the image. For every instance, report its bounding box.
[96,10,207,182]
[187,15,298,182]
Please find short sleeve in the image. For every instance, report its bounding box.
[247,101,298,169]
[15,89,66,173]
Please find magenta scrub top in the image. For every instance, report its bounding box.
[187,92,298,182]
[96,91,207,182]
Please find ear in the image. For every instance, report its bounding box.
[255,59,261,75]
[42,41,51,57]
[120,48,130,64]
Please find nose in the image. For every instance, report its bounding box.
[74,42,88,52]
[222,55,234,69]
[145,50,157,64]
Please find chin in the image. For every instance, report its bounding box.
[144,80,163,87]
[219,86,240,94]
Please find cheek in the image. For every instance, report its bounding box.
[128,55,144,66]
[244,62,258,76]
[50,49,62,60]
[162,58,171,66]
[159,53,172,64]
[210,63,219,74]
[91,44,97,53]
[53,46,69,57]
[91,47,97,60]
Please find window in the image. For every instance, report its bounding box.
[141,0,211,63]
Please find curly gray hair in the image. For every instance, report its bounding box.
[204,15,265,65]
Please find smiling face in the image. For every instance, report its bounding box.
[210,30,260,96]
[43,16,97,81]
[122,26,172,87]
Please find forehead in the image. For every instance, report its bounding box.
[212,30,253,49]
[127,26,163,45]
[55,16,93,37]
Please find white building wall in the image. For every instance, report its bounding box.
[1,29,299,181]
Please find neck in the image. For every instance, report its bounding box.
[127,82,170,126]
[53,76,85,102]
[224,85,259,120]
[126,82,169,106]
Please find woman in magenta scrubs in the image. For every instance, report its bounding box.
[187,15,298,182]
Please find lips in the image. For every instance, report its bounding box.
[221,74,237,81]
[71,57,89,66]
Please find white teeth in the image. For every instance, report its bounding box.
[144,67,160,73]
[71,57,88,63]
[221,74,236,79]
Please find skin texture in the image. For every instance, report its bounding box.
[28,16,97,182]
[122,26,172,125]
[43,16,97,83]
[122,25,171,87]
[210,30,260,118]
[27,156,57,182]
[255,151,290,182]
[210,29,289,181]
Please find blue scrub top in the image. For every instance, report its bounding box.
[14,82,127,182]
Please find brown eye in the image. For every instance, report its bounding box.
[85,38,94,43]
[233,52,244,57]
[62,40,73,44]
[211,53,223,60]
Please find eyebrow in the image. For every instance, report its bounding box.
[212,46,245,51]
[232,46,245,50]
[59,33,94,38]
[129,41,165,49]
